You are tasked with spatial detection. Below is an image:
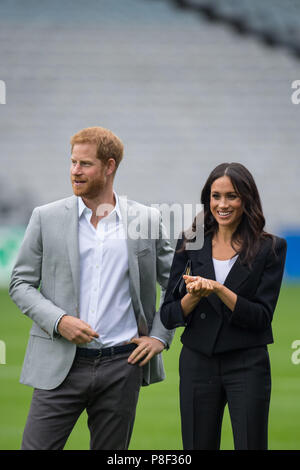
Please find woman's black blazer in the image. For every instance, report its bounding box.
[160,233,287,356]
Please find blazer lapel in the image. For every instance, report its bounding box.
[194,233,215,280]
[64,196,80,311]
[192,234,223,315]
[223,257,250,292]
[194,233,251,314]
[118,197,148,333]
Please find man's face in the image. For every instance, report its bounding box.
[70,143,108,199]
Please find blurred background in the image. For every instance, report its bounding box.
[0,0,299,450]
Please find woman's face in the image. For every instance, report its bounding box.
[210,175,244,230]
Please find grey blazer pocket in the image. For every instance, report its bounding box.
[30,323,51,339]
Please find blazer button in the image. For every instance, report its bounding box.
[200,313,206,320]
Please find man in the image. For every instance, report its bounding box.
[9,126,174,450]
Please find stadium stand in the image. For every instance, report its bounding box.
[0,0,299,279]
[168,0,300,55]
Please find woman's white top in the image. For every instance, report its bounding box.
[212,254,239,285]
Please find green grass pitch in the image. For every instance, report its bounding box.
[0,285,299,450]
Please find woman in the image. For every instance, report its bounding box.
[160,162,287,450]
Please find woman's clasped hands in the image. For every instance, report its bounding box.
[183,275,216,299]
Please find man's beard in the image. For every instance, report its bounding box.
[72,179,105,198]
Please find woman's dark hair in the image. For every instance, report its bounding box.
[184,162,274,267]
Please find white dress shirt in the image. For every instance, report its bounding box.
[77,193,138,348]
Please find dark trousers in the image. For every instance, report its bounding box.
[179,345,271,450]
[21,351,143,450]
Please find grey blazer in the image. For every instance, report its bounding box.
[9,196,175,390]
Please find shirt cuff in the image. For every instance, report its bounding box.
[150,336,167,348]
[54,313,67,335]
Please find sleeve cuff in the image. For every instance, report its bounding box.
[150,336,167,348]
[54,313,67,336]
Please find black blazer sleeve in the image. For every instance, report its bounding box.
[224,236,287,331]
[160,237,189,330]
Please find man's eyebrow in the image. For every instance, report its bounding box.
[70,157,93,163]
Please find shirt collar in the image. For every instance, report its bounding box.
[78,192,122,221]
